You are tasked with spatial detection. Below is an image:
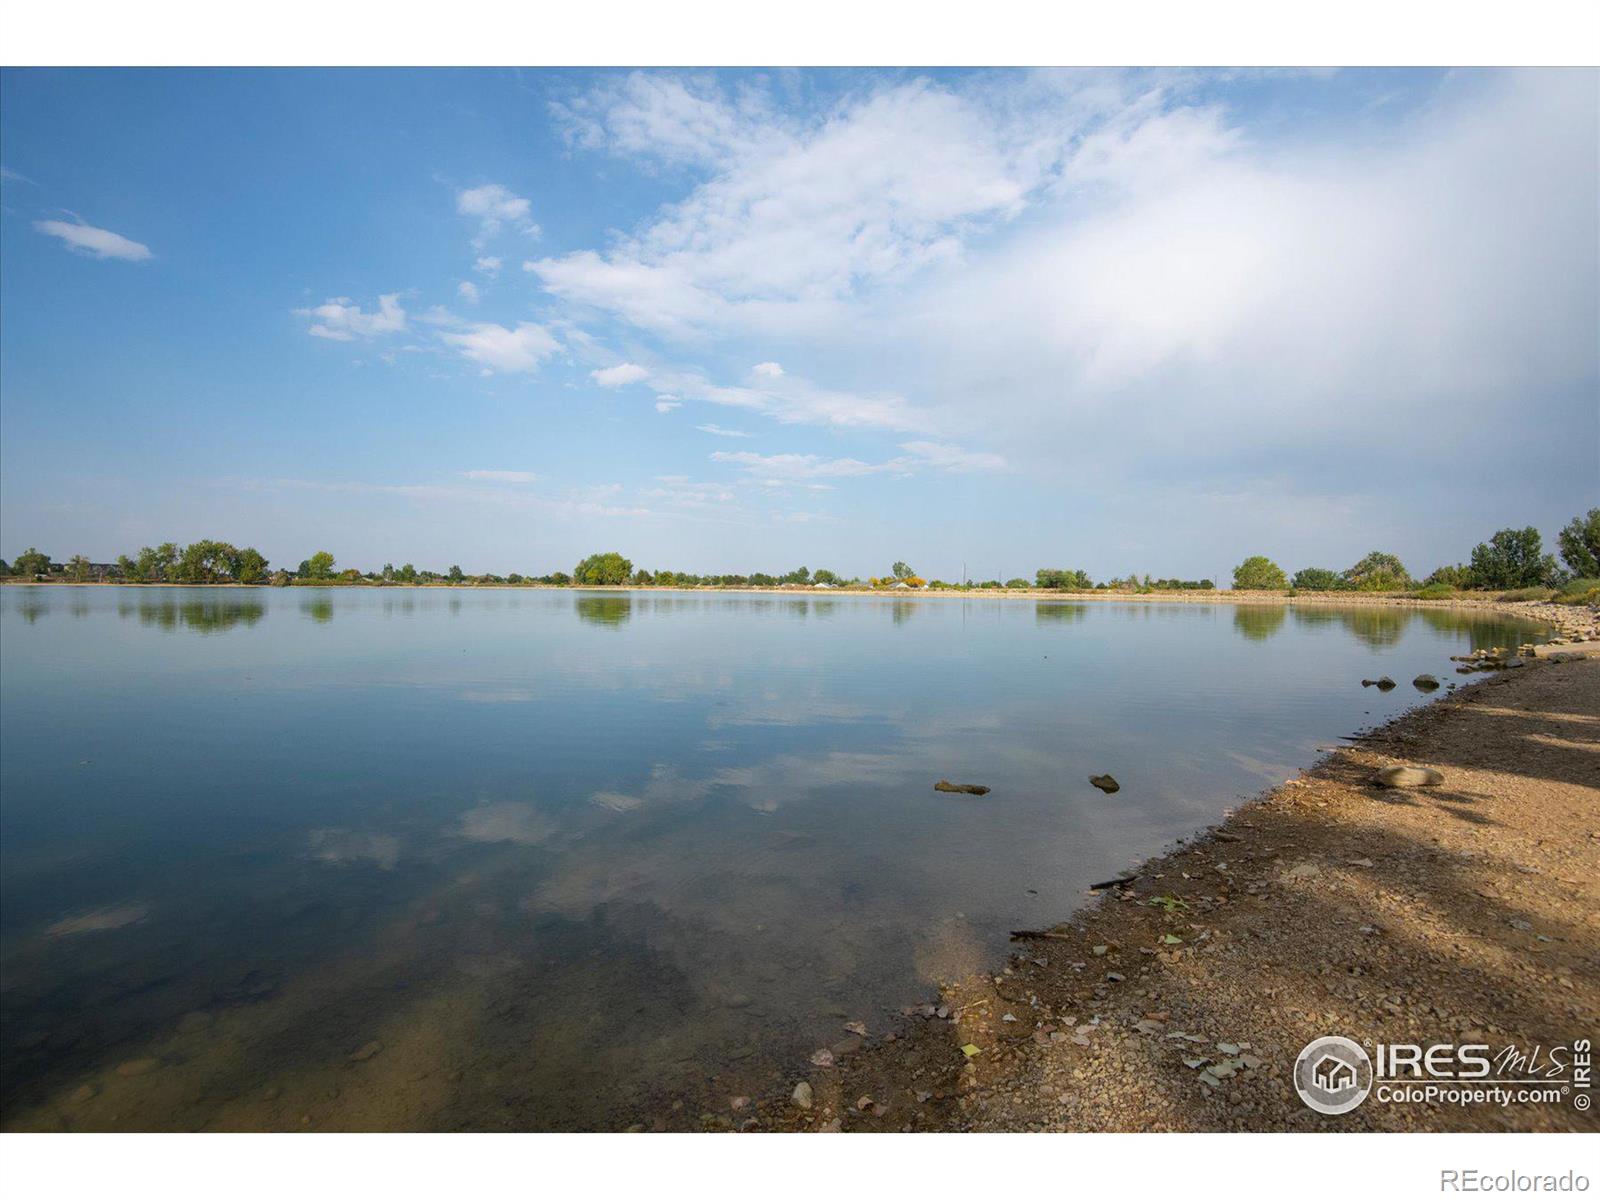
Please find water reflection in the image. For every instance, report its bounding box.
[1035,602,1088,624]
[1289,604,1405,648]
[300,596,335,623]
[1233,604,1289,641]
[0,586,1549,1131]
[575,594,631,627]
[130,597,267,633]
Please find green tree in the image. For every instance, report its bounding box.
[891,561,913,580]
[131,542,179,583]
[299,550,336,580]
[573,551,633,585]
[447,564,465,583]
[68,554,92,581]
[1232,555,1288,590]
[179,540,238,583]
[1291,567,1342,591]
[1557,508,1600,578]
[1005,577,1032,589]
[235,547,269,584]
[1425,564,1472,589]
[1341,550,1411,591]
[1469,528,1558,589]
[812,568,838,585]
[0,559,10,577]
[1036,567,1093,590]
[397,562,417,583]
[13,547,51,578]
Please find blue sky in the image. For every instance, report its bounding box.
[1,67,1595,580]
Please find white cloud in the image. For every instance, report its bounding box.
[457,280,480,304]
[644,364,932,434]
[529,74,1098,336]
[296,293,406,341]
[645,475,737,506]
[538,69,1594,545]
[752,361,784,377]
[710,450,899,481]
[474,255,502,276]
[695,423,754,438]
[34,217,151,261]
[552,73,769,168]
[462,469,537,483]
[709,440,1005,482]
[899,441,1008,473]
[654,396,682,412]
[441,321,559,373]
[590,362,650,388]
[456,183,539,247]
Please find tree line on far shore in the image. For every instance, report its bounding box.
[3,510,1596,604]
[1230,512,1600,605]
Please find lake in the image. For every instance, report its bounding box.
[0,585,1544,1130]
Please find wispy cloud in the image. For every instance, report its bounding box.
[456,183,539,247]
[440,321,559,373]
[710,440,1006,482]
[695,423,754,438]
[34,217,151,261]
[590,362,650,388]
[462,469,537,483]
[295,293,406,341]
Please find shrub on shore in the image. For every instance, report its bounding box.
[1291,567,1342,591]
[1496,586,1558,602]
[1415,582,1456,600]
[573,552,633,586]
[1555,577,1600,606]
[1232,555,1288,590]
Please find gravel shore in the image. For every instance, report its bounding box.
[774,609,1600,1133]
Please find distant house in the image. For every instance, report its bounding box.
[1313,1055,1357,1093]
[891,581,911,589]
[812,581,836,589]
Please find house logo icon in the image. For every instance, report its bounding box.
[1294,1036,1373,1115]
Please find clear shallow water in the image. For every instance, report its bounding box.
[0,586,1543,1129]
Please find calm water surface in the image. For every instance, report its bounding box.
[0,586,1544,1129]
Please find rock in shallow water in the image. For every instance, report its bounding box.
[934,780,990,795]
[792,1081,813,1109]
[1413,674,1440,690]
[1089,774,1120,794]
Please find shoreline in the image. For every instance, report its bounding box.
[3,577,1592,624]
[759,605,1599,1133]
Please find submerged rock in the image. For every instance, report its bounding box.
[1361,676,1398,690]
[791,1081,813,1110]
[1089,774,1120,794]
[1373,765,1445,789]
[934,780,991,795]
[116,1058,161,1078]
[1412,674,1440,691]
[348,1040,384,1062]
